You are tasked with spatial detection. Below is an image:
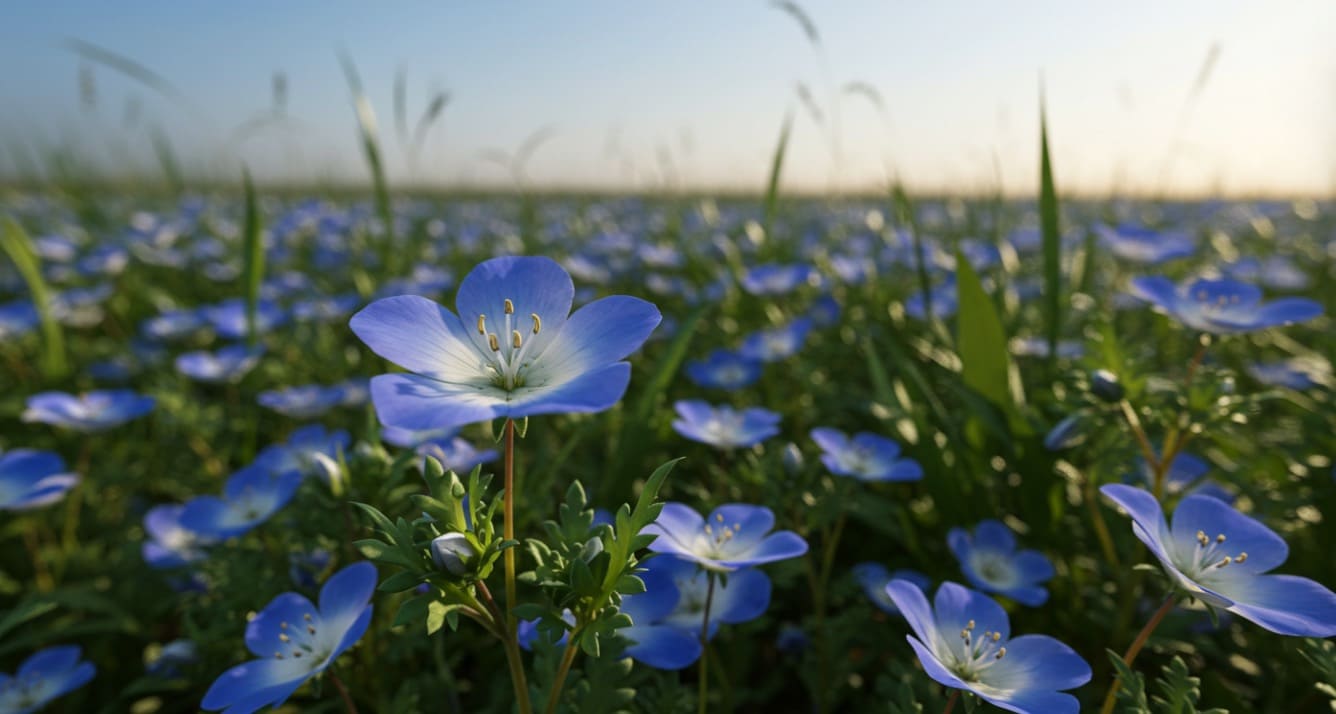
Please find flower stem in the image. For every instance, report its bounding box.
[329,672,358,714]
[810,505,848,714]
[698,571,717,714]
[500,418,533,714]
[21,522,53,592]
[544,638,581,714]
[942,690,959,714]
[1099,595,1177,714]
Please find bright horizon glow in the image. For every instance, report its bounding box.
[1,1,1333,197]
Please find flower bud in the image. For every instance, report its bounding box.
[579,536,604,562]
[781,442,804,475]
[430,532,477,576]
[1089,369,1124,402]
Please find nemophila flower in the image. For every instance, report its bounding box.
[0,449,79,511]
[350,256,661,432]
[1043,414,1086,451]
[671,400,780,450]
[904,280,958,321]
[948,520,1054,606]
[0,645,96,714]
[1227,255,1310,291]
[1128,275,1323,334]
[644,503,807,572]
[22,390,155,432]
[852,563,931,615]
[202,562,376,714]
[685,349,763,390]
[618,562,703,669]
[0,300,38,339]
[657,556,771,634]
[886,580,1091,714]
[808,293,841,327]
[740,263,814,295]
[810,427,923,483]
[288,550,333,590]
[141,308,206,341]
[1247,357,1330,390]
[293,294,362,324]
[1132,452,1229,500]
[175,344,264,384]
[142,505,216,569]
[1100,484,1336,636]
[257,385,346,420]
[147,639,199,678]
[333,378,371,408]
[518,610,575,651]
[739,318,812,362]
[204,298,288,340]
[254,425,350,482]
[1097,224,1196,264]
[180,466,304,540]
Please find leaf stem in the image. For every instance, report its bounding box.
[544,638,581,714]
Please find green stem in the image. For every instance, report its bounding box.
[500,419,532,714]
[1099,595,1177,714]
[698,572,717,714]
[329,672,358,714]
[1085,471,1120,569]
[544,638,580,714]
[811,504,847,714]
[943,690,959,714]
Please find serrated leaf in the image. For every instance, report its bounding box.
[378,570,425,593]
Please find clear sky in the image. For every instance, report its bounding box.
[2,1,1333,196]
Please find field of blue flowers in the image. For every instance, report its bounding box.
[2,180,1336,714]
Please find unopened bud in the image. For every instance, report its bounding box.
[430,533,477,576]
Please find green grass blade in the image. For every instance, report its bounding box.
[955,249,1013,412]
[893,184,933,321]
[150,126,184,194]
[632,305,708,425]
[1039,98,1062,365]
[240,168,264,347]
[762,113,793,240]
[0,216,67,378]
[338,52,396,280]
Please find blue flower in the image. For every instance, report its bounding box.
[948,520,1054,607]
[0,645,96,714]
[1247,358,1330,390]
[738,318,812,362]
[885,580,1091,714]
[0,300,38,339]
[809,428,923,482]
[1128,276,1323,333]
[671,400,780,450]
[618,559,704,670]
[22,390,155,432]
[204,298,288,340]
[852,563,930,615]
[1043,414,1086,451]
[685,349,763,390]
[147,639,199,678]
[644,503,807,572]
[904,280,958,321]
[351,256,661,432]
[179,466,304,540]
[257,385,346,420]
[141,308,206,341]
[740,263,814,296]
[254,425,350,482]
[1097,224,1196,264]
[142,504,215,569]
[808,293,841,327]
[0,449,78,511]
[175,344,264,384]
[1101,484,1336,636]
[202,562,376,714]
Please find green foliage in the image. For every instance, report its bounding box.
[240,168,264,347]
[1301,639,1336,708]
[1108,652,1229,714]
[0,215,66,378]
[1038,96,1062,364]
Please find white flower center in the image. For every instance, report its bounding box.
[477,297,544,390]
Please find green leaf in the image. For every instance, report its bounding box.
[240,168,264,347]
[1038,95,1063,364]
[378,570,425,593]
[393,594,431,628]
[954,250,1020,416]
[354,538,414,567]
[0,597,58,640]
[0,216,67,377]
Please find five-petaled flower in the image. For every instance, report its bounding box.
[351,256,661,432]
[1101,484,1336,637]
[644,502,807,572]
[0,645,96,714]
[1128,275,1322,334]
[202,562,376,714]
[886,580,1091,714]
[671,400,780,450]
[0,449,79,512]
[948,519,1054,607]
[810,427,923,482]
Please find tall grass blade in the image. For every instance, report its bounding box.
[338,52,396,280]
[0,216,67,378]
[762,113,793,240]
[240,169,264,347]
[411,92,451,155]
[1038,97,1062,364]
[150,127,184,193]
[393,67,408,145]
[893,184,933,322]
[769,0,821,49]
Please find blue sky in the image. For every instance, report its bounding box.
[2,1,1333,195]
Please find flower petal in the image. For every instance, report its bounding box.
[972,686,1082,714]
[727,530,808,566]
[528,295,660,383]
[368,373,505,432]
[983,634,1091,692]
[906,635,970,692]
[972,520,1017,553]
[1216,574,1336,637]
[623,625,702,670]
[885,579,937,645]
[202,658,308,713]
[1168,494,1288,573]
[349,296,487,382]
[17,645,82,679]
[502,362,632,419]
[933,581,1009,643]
[318,562,379,636]
[1127,276,1177,309]
[245,593,318,658]
[712,568,772,624]
[1099,484,1176,570]
[455,256,574,360]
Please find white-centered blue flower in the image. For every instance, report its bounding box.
[644,503,808,572]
